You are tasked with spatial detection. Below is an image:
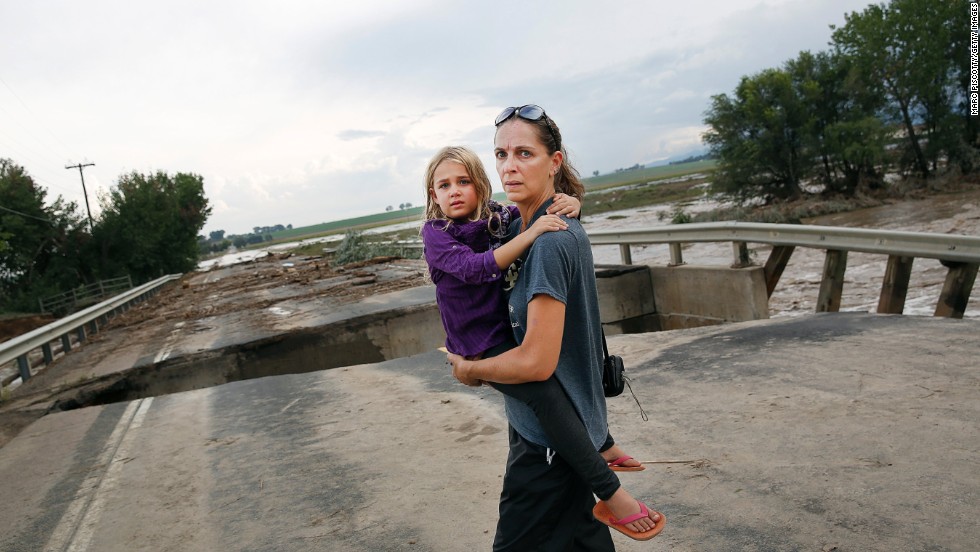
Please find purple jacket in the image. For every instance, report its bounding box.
[422,205,519,357]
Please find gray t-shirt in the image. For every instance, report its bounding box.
[505,203,608,449]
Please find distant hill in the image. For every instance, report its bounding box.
[262,158,716,242]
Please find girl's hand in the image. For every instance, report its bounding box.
[547,193,581,218]
[448,353,483,387]
[527,214,568,238]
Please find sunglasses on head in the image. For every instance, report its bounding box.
[495,104,547,126]
[494,104,561,150]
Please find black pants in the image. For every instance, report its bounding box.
[482,342,622,501]
[493,425,615,551]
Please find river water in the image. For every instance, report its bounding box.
[203,188,980,318]
[582,189,980,319]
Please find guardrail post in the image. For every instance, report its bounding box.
[935,261,979,319]
[77,326,86,343]
[42,343,54,364]
[878,255,914,314]
[61,334,72,353]
[17,356,31,381]
[816,250,848,312]
[669,243,685,266]
[619,244,633,265]
[763,245,795,298]
[731,241,751,268]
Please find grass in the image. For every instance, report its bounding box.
[582,176,710,217]
[583,160,717,192]
[263,158,977,256]
[241,160,716,253]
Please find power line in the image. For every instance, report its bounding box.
[0,204,55,224]
[0,75,74,159]
[0,136,79,197]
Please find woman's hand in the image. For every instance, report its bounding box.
[547,193,581,218]
[448,352,483,387]
[526,213,568,238]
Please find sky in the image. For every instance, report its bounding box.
[0,0,876,236]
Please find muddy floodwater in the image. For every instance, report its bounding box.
[583,189,980,319]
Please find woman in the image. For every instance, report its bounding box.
[448,105,664,550]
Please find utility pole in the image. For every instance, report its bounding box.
[66,162,95,231]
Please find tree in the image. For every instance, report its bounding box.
[209,230,225,241]
[832,0,966,177]
[787,50,888,195]
[0,159,89,311]
[92,171,211,282]
[703,68,811,202]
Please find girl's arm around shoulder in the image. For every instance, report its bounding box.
[491,214,570,270]
[546,193,581,219]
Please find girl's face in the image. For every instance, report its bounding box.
[430,160,479,221]
[494,120,561,205]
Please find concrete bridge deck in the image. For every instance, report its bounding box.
[0,312,977,551]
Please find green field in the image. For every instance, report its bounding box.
[583,159,716,191]
[258,159,716,245]
[266,208,424,241]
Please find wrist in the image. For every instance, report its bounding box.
[462,359,475,380]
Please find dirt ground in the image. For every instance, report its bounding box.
[105,252,429,328]
[0,314,56,344]
[0,252,431,448]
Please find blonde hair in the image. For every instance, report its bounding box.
[422,146,495,223]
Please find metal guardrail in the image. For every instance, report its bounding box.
[401,221,979,317]
[587,221,980,318]
[1,274,182,386]
[587,221,980,265]
[38,275,134,315]
[395,221,980,263]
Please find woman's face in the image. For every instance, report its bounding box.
[494,120,561,205]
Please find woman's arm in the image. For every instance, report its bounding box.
[449,294,566,385]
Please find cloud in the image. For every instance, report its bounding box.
[0,0,875,235]
[337,130,387,141]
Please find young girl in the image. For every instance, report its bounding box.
[421,146,653,537]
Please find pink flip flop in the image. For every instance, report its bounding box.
[607,455,645,472]
[593,500,666,541]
